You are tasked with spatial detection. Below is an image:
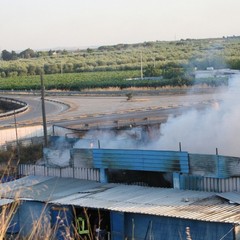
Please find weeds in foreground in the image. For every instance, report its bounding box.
[0,201,20,240]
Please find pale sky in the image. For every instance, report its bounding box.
[1,0,240,51]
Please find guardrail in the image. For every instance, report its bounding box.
[0,97,29,118]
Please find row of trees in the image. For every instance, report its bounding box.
[1,48,68,61]
[1,56,239,79]
[0,61,188,79]
[1,37,240,79]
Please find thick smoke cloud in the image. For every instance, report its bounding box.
[149,74,240,157]
[73,128,141,149]
[71,74,240,158]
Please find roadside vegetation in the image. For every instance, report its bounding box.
[0,143,43,177]
[0,36,239,91]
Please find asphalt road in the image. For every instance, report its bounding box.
[0,95,69,128]
[0,89,222,129]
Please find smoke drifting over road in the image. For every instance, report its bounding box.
[149,75,240,157]
[68,74,240,158]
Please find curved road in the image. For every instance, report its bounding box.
[0,89,223,129]
[0,95,69,128]
[0,88,223,128]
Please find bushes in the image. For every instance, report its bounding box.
[0,143,42,165]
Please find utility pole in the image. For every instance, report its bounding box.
[152,56,155,68]
[140,51,143,80]
[40,73,48,147]
[61,61,63,74]
[13,110,20,163]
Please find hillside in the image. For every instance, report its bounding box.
[1,36,240,77]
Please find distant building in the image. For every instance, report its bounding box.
[194,68,240,79]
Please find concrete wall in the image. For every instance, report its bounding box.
[0,125,47,145]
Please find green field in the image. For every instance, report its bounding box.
[0,70,228,91]
[0,37,237,90]
[0,71,140,90]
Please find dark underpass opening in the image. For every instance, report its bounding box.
[107,169,173,188]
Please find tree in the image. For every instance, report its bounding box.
[143,64,160,77]
[63,63,73,73]
[11,51,18,60]
[19,48,36,59]
[162,62,185,79]
[2,50,13,61]
[48,50,55,56]
[27,65,36,75]
[43,64,59,74]
[0,72,6,78]
[87,48,93,53]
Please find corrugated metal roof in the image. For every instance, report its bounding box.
[3,176,240,224]
[217,192,240,204]
[2,176,103,202]
[0,175,54,198]
[51,192,240,224]
[49,181,240,224]
[0,199,14,206]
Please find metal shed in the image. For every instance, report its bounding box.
[2,176,240,240]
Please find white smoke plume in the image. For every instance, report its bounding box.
[73,128,141,149]
[149,74,240,157]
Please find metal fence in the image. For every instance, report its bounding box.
[180,174,240,192]
[18,164,100,182]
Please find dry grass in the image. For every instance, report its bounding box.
[0,143,42,173]
[80,86,186,92]
[0,202,19,240]
[0,163,97,240]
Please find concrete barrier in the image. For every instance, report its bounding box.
[0,97,29,118]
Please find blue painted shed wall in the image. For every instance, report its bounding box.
[51,205,74,240]
[111,211,125,240]
[18,201,51,237]
[93,149,189,173]
[15,201,74,239]
[125,213,234,240]
[189,154,240,178]
[7,206,20,234]
[180,175,204,191]
[218,156,228,178]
